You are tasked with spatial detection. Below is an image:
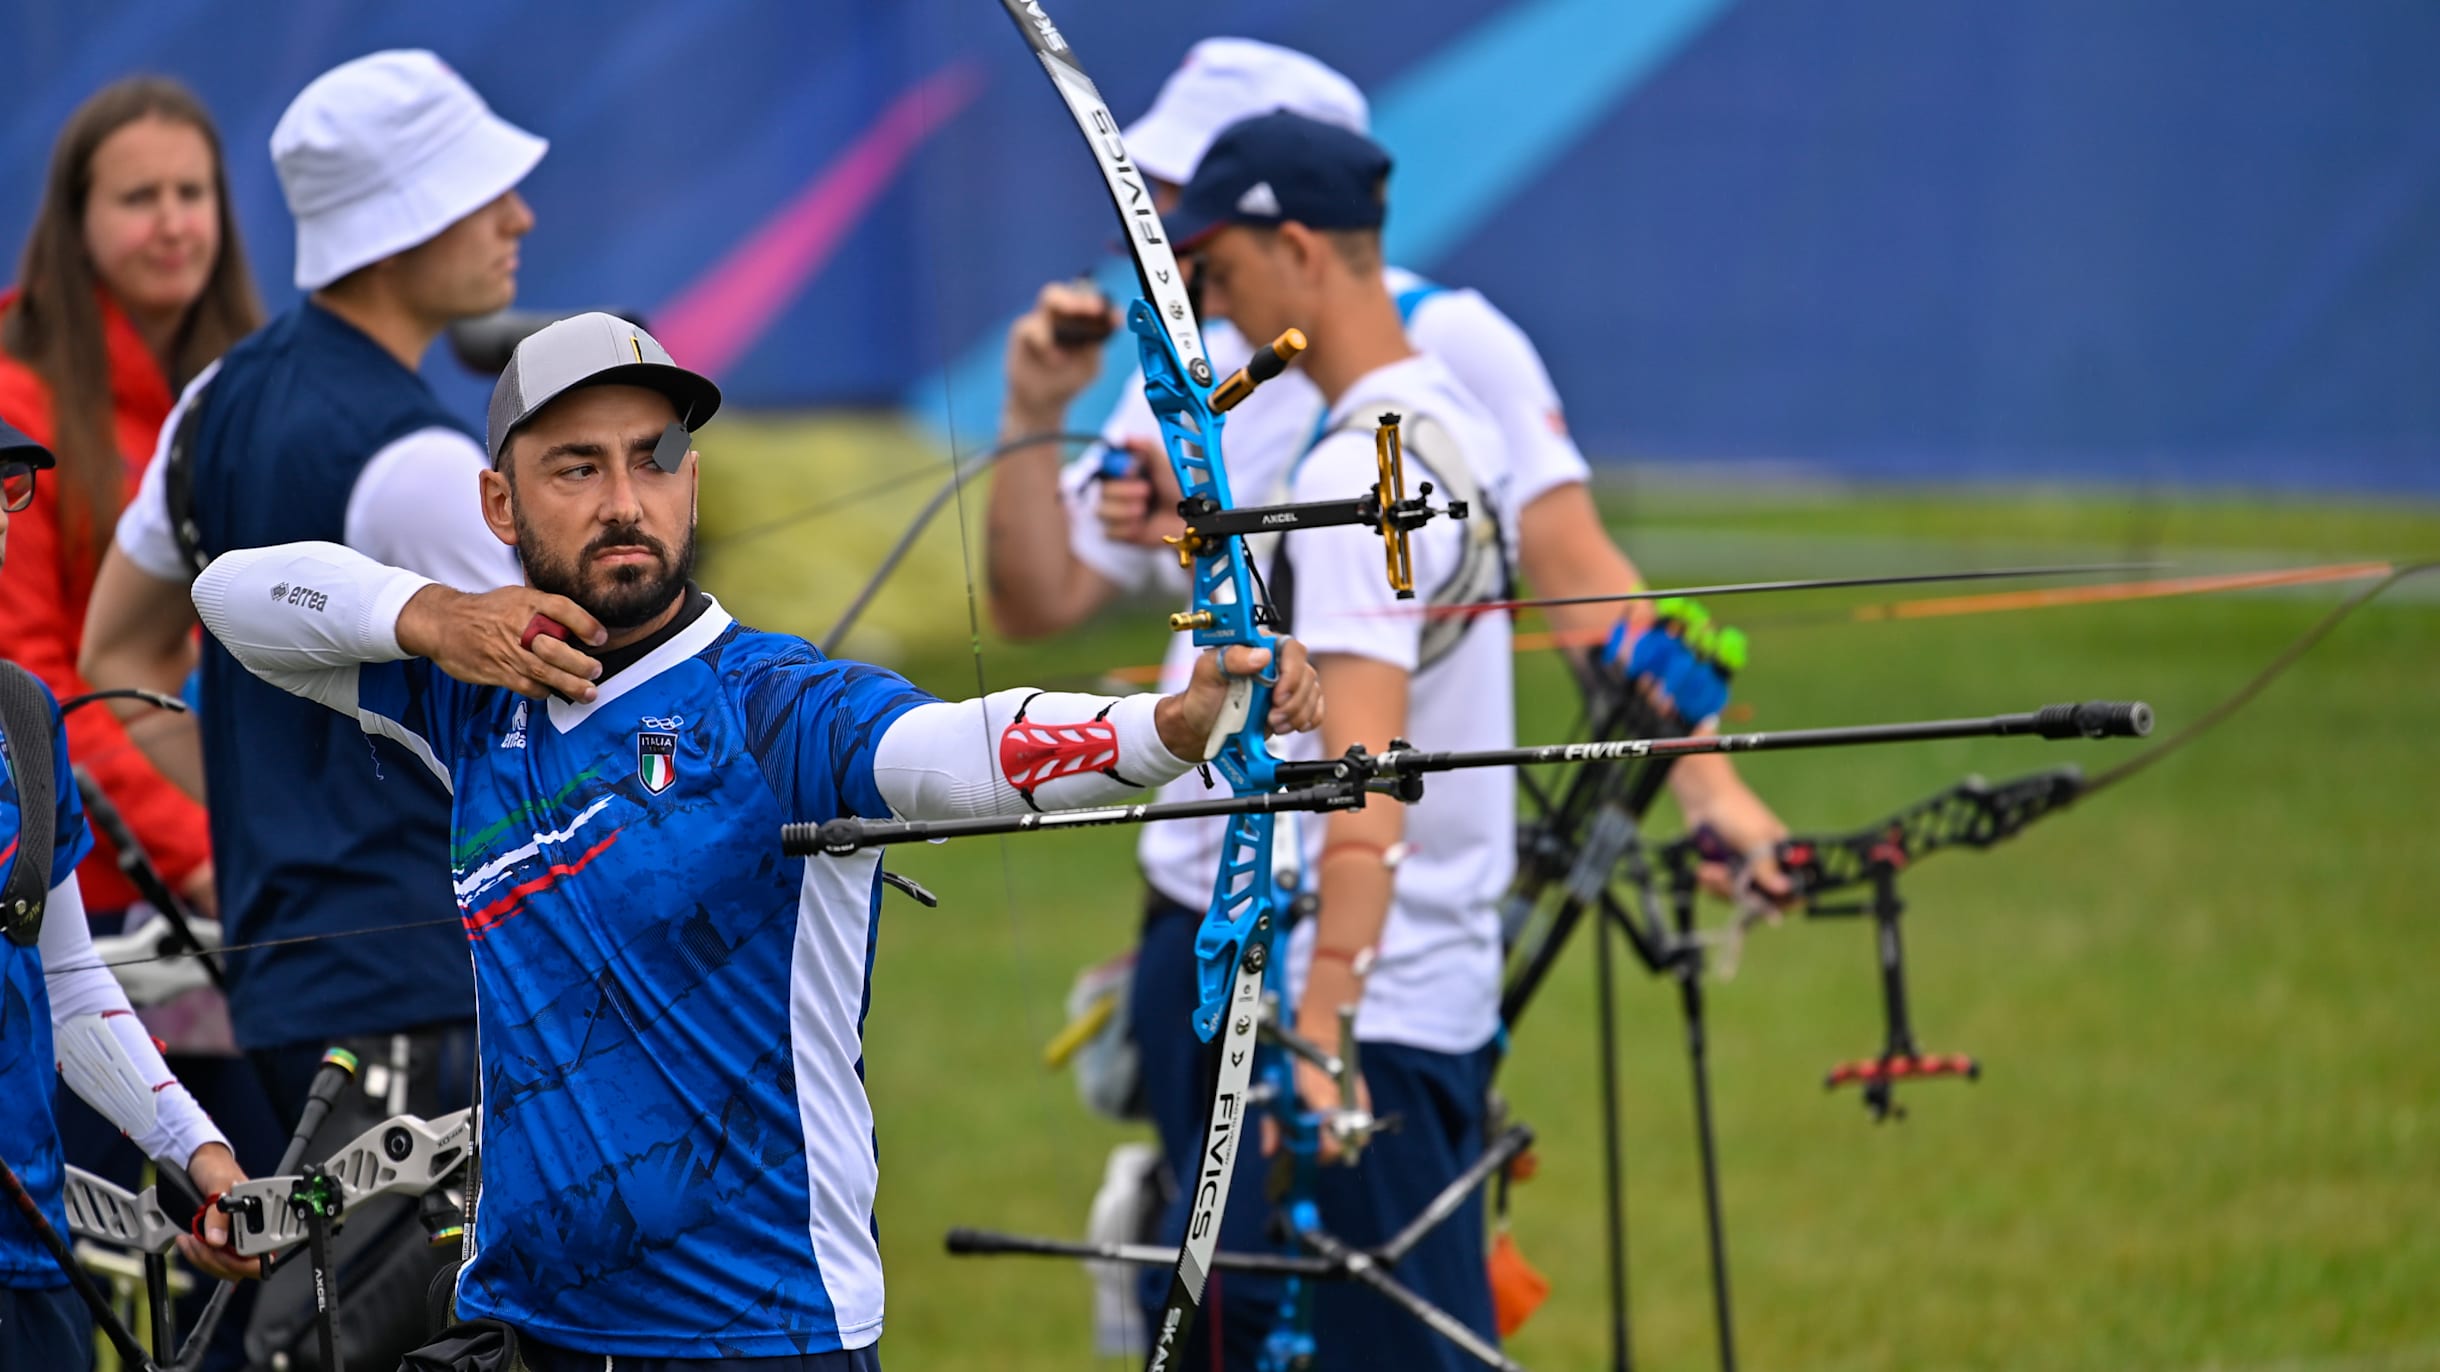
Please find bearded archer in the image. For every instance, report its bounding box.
[190,315,1323,1368]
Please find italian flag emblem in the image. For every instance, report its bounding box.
[638,731,678,794]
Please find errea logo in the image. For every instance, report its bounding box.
[1017,0,1067,51]
[269,582,328,612]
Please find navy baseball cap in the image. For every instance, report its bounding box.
[1167,110,1392,249]
[0,419,54,469]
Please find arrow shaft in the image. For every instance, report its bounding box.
[1850,560,2394,622]
[1375,701,2147,777]
[1403,561,2168,621]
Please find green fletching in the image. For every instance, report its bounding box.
[1657,597,1710,636]
[1714,626,1749,674]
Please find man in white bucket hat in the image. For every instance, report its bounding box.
[79,49,546,1368]
[277,49,547,299]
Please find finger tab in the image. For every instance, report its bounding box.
[520,614,571,652]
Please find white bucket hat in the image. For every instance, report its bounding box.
[271,50,548,291]
[1122,38,1370,186]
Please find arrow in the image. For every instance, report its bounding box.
[1366,561,2170,621]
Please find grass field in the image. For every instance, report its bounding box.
[699,416,2440,1371]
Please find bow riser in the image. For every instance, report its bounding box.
[1130,302,1283,787]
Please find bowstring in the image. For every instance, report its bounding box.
[2082,559,2439,796]
[910,7,1055,1069]
[715,430,1105,556]
[42,916,461,982]
[818,432,1105,656]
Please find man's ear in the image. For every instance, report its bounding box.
[1276,221,1322,280]
[479,466,518,547]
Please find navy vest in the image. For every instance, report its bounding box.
[187,303,477,1047]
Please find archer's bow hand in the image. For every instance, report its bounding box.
[176,1142,262,1281]
[1003,280,1119,432]
[1157,641,1323,757]
[397,584,607,703]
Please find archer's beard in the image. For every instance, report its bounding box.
[516,513,698,632]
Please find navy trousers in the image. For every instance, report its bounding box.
[518,1338,882,1372]
[0,1280,92,1372]
[1131,897,1501,1372]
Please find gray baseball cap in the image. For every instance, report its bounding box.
[486,312,722,468]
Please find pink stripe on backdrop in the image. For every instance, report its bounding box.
[653,60,984,379]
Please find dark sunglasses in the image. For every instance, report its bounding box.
[1,461,36,514]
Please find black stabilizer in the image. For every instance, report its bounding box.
[284,1051,360,1171]
[2034,700,2153,739]
[780,820,857,857]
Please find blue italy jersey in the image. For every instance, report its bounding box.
[353,598,935,1356]
[0,676,97,1287]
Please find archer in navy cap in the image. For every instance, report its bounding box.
[1,418,53,518]
[1168,109,1393,249]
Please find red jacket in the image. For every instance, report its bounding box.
[0,286,212,909]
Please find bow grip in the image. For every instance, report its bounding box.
[2034,700,2154,739]
[1205,675,1252,761]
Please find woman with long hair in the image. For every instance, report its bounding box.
[0,76,261,921]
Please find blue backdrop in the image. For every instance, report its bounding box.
[5,0,2435,492]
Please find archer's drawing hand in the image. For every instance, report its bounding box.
[1157,641,1323,757]
[1260,1031,1375,1163]
[1094,436,1188,549]
[1682,800,1799,922]
[1688,792,1797,911]
[1602,597,1737,730]
[177,1143,262,1281]
[396,584,607,702]
[1003,280,1118,430]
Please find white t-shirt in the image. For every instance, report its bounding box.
[1135,355,1515,1056]
[1064,265,1588,596]
[116,364,522,593]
